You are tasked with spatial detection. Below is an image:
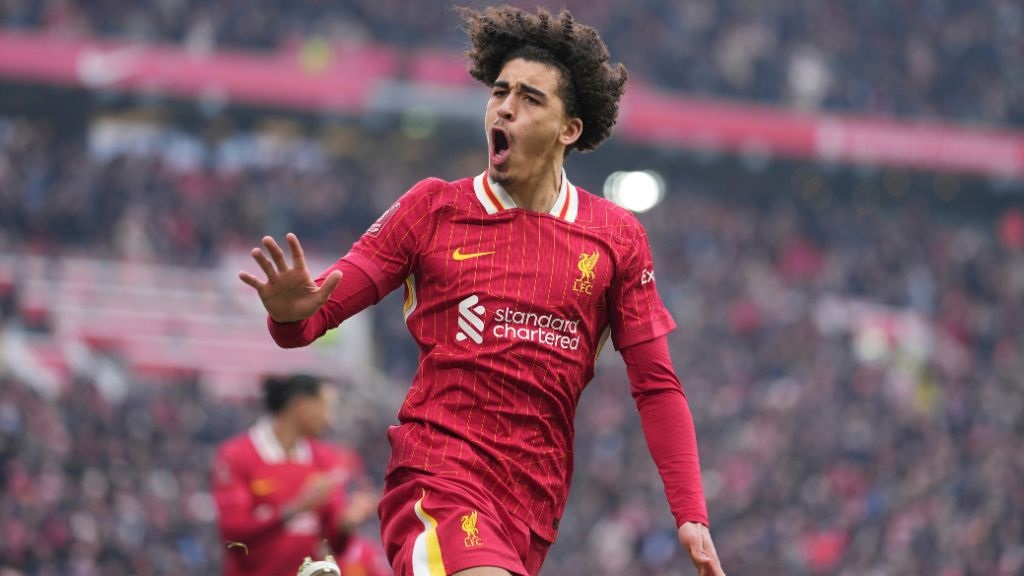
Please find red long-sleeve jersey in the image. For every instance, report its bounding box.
[270,172,708,541]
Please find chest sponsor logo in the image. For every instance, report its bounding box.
[573,250,600,295]
[461,510,483,548]
[452,247,496,261]
[455,295,581,350]
[456,295,486,344]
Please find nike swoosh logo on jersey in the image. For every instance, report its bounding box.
[453,248,496,261]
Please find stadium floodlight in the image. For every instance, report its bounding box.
[603,170,665,213]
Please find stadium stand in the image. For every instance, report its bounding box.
[1,0,1021,126]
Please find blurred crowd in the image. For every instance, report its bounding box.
[0,374,231,575]
[1,0,1022,127]
[0,371,395,576]
[551,170,1024,575]
[0,115,394,265]
[2,108,1023,575]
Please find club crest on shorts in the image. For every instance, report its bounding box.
[461,510,483,548]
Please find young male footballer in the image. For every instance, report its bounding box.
[240,6,726,576]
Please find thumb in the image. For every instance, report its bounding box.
[316,270,343,302]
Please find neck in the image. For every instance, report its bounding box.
[271,416,300,453]
[500,162,563,213]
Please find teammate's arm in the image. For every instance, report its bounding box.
[621,335,726,576]
[322,483,377,554]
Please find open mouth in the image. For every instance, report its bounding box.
[490,126,511,166]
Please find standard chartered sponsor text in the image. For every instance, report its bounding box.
[492,306,581,350]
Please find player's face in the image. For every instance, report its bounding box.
[485,58,581,187]
[296,386,335,438]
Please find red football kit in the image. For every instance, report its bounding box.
[270,172,707,575]
[213,420,388,576]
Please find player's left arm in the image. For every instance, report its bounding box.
[621,336,725,576]
[608,215,725,575]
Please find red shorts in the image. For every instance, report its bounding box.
[378,469,551,576]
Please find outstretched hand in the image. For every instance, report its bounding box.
[239,233,342,323]
[678,522,726,576]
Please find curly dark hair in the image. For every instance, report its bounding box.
[457,5,628,153]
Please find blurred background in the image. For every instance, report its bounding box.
[1,1,1023,575]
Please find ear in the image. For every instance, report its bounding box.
[558,116,583,148]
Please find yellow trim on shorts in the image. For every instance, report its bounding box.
[412,489,447,576]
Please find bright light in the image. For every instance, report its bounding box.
[602,170,665,213]
[854,325,890,364]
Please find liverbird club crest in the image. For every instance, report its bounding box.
[461,510,483,548]
[573,250,600,295]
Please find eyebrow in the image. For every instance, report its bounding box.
[493,80,548,99]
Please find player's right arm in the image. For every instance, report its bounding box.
[241,178,444,347]
[239,232,381,348]
[239,232,345,324]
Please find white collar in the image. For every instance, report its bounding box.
[472,167,579,222]
[249,418,312,464]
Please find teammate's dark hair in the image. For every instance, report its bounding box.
[458,5,628,154]
[262,374,323,414]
